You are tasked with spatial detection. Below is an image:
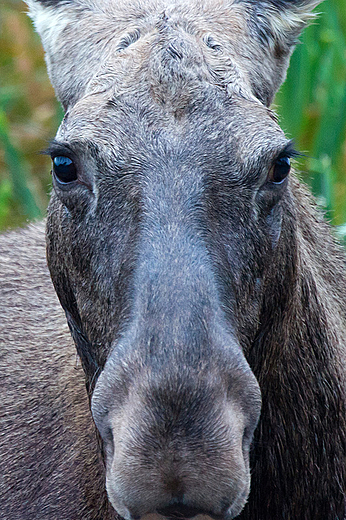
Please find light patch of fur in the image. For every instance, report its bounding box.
[26,1,72,53]
[267,2,321,46]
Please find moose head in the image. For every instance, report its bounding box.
[26,1,340,519]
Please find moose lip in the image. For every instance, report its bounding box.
[156,505,223,519]
[138,514,222,520]
[129,495,249,520]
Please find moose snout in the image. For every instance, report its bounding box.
[92,354,261,520]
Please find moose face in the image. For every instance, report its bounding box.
[46,39,289,518]
[27,0,322,518]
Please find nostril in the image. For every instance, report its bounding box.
[242,425,255,452]
[106,426,114,445]
[219,497,232,515]
[101,426,114,459]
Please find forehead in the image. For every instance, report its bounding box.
[56,24,286,160]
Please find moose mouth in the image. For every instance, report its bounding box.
[156,505,222,519]
[139,511,223,520]
[132,493,249,520]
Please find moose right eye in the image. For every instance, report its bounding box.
[52,156,78,184]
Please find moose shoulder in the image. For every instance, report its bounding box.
[0,224,114,519]
[1,1,346,519]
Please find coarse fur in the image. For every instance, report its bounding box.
[1,1,346,519]
[0,224,115,520]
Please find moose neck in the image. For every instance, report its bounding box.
[243,180,346,519]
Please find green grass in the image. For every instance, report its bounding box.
[0,0,346,239]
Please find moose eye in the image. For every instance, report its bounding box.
[268,156,291,184]
[52,156,77,184]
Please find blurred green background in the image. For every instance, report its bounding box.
[1,0,346,240]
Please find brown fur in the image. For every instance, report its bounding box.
[0,224,115,520]
[1,1,346,519]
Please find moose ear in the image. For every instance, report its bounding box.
[237,0,324,105]
[25,0,115,109]
[248,0,323,48]
[26,0,323,109]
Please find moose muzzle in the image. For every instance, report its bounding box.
[92,331,261,520]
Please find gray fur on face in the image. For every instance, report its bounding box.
[2,1,345,520]
[26,0,322,108]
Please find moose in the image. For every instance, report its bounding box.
[0,0,345,518]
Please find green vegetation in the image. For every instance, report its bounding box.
[275,0,346,244]
[1,0,346,243]
[0,0,61,229]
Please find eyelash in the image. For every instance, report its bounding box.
[278,141,301,161]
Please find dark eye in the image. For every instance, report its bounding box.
[268,156,291,184]
[52,156,77,184]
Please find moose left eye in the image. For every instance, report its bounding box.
[53,156,77,184]
[268,156,291,184]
